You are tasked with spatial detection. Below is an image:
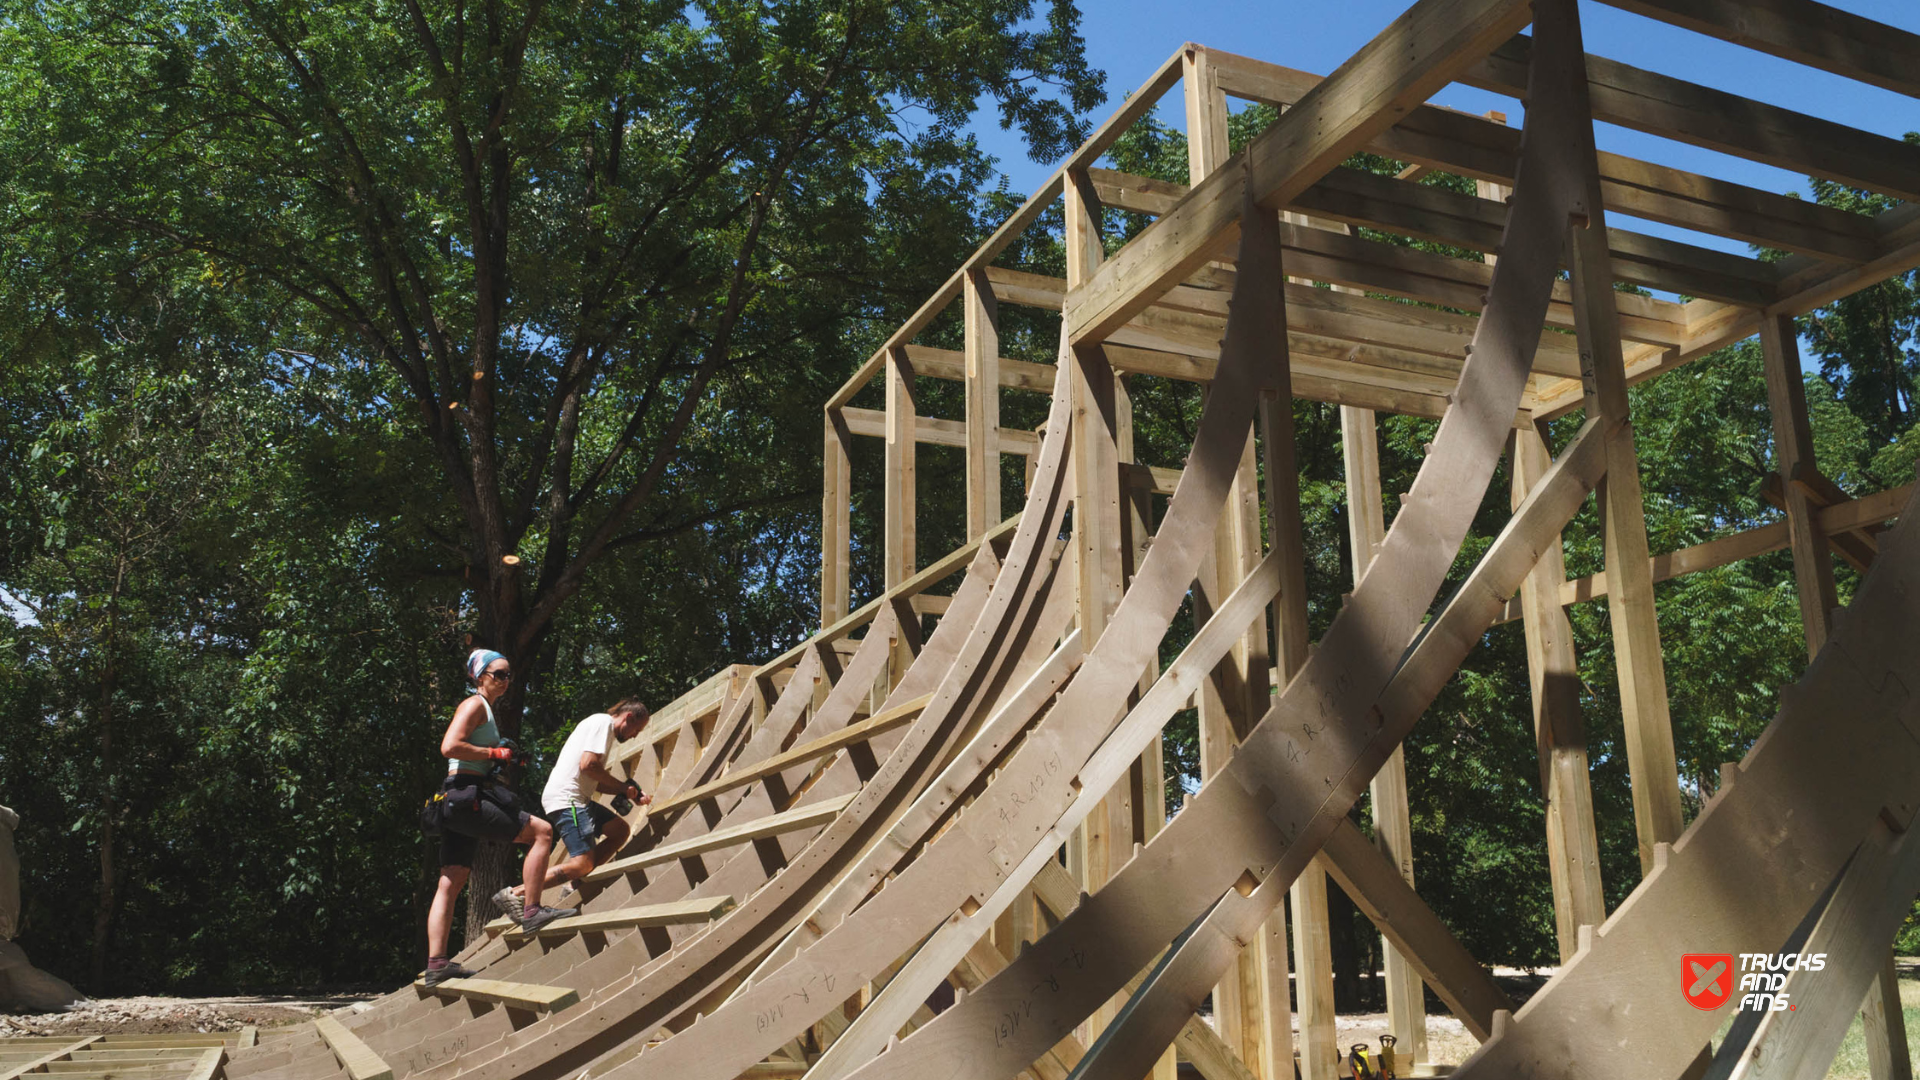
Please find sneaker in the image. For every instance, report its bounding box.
[491,886,525,921]
[518,904,579,934]
[422,960,479,986]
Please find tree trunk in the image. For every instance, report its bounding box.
[463,841,514,943]
[90,606,118,992]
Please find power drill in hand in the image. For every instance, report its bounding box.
[611,780,647,815]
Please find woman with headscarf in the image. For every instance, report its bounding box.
[421,648,576,985]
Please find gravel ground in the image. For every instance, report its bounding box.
[0,994,376,1037]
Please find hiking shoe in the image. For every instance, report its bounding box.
[422,960,479,986]
[518,904,579,934]
[491,886,524,921]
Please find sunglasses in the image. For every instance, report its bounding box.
[484,668,514,681]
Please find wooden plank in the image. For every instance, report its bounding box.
[841,407,1040,455]
[1203,49,1881,266]
[1175,1017,1260,1080]
[1463,35,1920,203]
[179,1049,222,1080]
[1343,404,1427,1062]
[823,410,852,625]
[1547,0,1685,878]
[0,1039,101,1080]
[1762,313,1842,655]
[584,791,858,882]
[1318,819,1513,1041]
[965,270,1001,542]
[1067,0,1536,344]
[234,1031,255,1052]
[504,896,737,941]
[902,345,1054,392]
[419,978,580,1014]
[884,346,916,589]
[313,1017,390,1080]
[853,23,1610,1072]
[1593,0,1920,99]
[647,694,934,815]
[1511,422,1607,962]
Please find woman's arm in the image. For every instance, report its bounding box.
[441,697,511,762]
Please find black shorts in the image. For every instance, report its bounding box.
[438,776,531,868]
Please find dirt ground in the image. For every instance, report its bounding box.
[0,994,375,1038]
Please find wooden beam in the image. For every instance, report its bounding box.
[1342,405,1426,1063]
[884,346,915,590]
[502,897,737,942]
[964,271,1003,540]
[901,344,1055,392]
[822,411,851,625]
[1546,0,1685,877]
[840,408,1040,455]
[419,978,579,1014]
[0,1040,102,1080]
[1511,422,1607,961]
[648,694,933,814]
[313,1017,390,1080]
[1203,48,1883,266]
[584,792,858,882]
[1464,34,1920,203]
[1762,313,1842,654]
[1066,0,1536,344]
[1593,0,1920,99]
[1318,819,1513,1042]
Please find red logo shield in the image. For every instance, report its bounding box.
[1684,953,1734,1010]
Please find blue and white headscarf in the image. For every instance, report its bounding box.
[467,648,507,687]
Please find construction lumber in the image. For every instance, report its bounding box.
[839,408,1040,456]
[418,979,580,1015]
[647,694,934,815]
[884,347,916,588]
[497,897,736,943]
[1317,819,1513,1041]
[1066,0,1535,344]
[314,1017,390,1080]
[1550,1,1685,877]
[584,792,858,882]
[1593,0,1920,99]
[1464,35,1920,204]
[1511,423,1607,961]
[847,12,1609,1070]
[2,1041,102,1080]
[179,1050,222,1080]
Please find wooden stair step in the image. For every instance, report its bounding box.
[312,1018,389,1080]
[414,978,579,1015]
[486,896,737,941]
[585,792,857,883]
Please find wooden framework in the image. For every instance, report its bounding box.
[222,4,1920,1080]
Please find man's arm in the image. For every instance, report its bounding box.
[577,751,648,803]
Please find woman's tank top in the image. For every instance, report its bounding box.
[448,696,501,776]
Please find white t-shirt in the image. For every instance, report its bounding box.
[542,713,618,814]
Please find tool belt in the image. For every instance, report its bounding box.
[419,773,521,836]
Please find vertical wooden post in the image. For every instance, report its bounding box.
[1341,405,1427,1064]
[884,345,918,690]
[1185,46,1299,1080]
[884,345,917,591]
[1540,0,1684,876]
[822,409,852,626]
[1760,312,1911,1080]
[1511,422,1607,961]
[965,270,1002,540]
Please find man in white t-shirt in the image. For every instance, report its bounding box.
[492,699,651,919]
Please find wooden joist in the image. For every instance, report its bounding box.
[1593,0,1920,99]
[649,693,934,814]
[0,1039,102,1080]
[495,896,737,942]
[1465,34,1920,204]
[584,791,859,883]
[840,407,1041,456]
[417,977,580,1014]
[312,1017,387,1080]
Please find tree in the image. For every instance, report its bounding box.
[6,0,1103,719]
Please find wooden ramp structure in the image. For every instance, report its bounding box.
[227,1,1920,1078]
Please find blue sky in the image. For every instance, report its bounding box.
[963,0,1920,267]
